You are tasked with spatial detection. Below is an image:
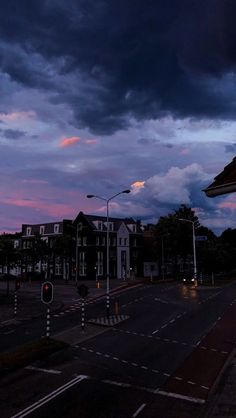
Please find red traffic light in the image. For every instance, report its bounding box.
[41,281,53,304]
[15,280,20,291]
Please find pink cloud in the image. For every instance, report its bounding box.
[2,197,74,217]
[84,139,98,145]
[0,111,36,121]
[180,148,190,155]
[59,136,81,148]
[218,201,236,210]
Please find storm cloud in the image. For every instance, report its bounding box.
[0,1,236,134]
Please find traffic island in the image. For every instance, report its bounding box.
[87,314,130,326]
[0,338,68,378]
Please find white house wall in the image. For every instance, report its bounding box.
[117,222,130,279]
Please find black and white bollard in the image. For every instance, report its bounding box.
[81,298,85,332]
[14,291,17,316]
[106,293,110,319]
[46,307,51,340]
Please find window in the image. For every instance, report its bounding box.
[83,236,87,246]
[40,225,45,235]
[96,236,100,246]
[97,251,103,276]
[78,222,83,231]
[112,237,116,246]
[14,240,19,248]
[102,237,106,246]
[124,238,127,246]
[77,236,82,246]
[105,222,113,231]
[119,238,122,246]
[55,264,62,275]
[54,224,59,234]
[98,221,103,230]
[26,227,32,236]
[79,252,87,276]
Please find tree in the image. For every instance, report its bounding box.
[0,235,18,295]
[154,205,201,276]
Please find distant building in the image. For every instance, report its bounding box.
[21,219,75,280]
[73,212,144,280]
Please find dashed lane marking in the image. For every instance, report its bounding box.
[113,328,193,348]
[75,345,216,393]
[25,366,62,375]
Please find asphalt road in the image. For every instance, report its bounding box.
[1,280,236,418]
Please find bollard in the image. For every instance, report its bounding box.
[106,293,110,319]
[14,291,17,316]
[46,307,51,340]
[81,298,85,332]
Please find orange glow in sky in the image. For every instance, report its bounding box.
[59,136,81,148]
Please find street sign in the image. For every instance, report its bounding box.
[195,236,207,241]
[41,281,54,304]
[77,284,88,298]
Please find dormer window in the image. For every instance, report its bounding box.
[40,225,45,235]
[26,227,32,236]
[54,224,59,234]
[105,222,113,231]
[128,224,136,232]
[78,222,83,231]
[98,221,103,230]
[14,240,19,248]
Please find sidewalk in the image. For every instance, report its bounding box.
[203,353,236,417]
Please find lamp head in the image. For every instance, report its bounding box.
[122,189,131,194]
[87,194,94,198]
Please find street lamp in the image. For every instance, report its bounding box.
[178,218,198,286]
[87,189,130,318]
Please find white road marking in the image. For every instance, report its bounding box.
[156,389,206,404]
[25,366,62,375]
[132,403,146,417]
[9,375,89,418]
[152,329,159,334]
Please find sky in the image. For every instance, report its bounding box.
[1,0,236,235]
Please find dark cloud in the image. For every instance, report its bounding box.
[1,1,236,134]
[0,128,25,139]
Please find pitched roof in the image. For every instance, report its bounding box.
[204,157,236,197]
[74,211,142,232]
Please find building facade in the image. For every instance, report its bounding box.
[21,219,75,280]
[74,212,144,281]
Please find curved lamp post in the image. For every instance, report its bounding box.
[179,218,198,286]
[87,189,130,318]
